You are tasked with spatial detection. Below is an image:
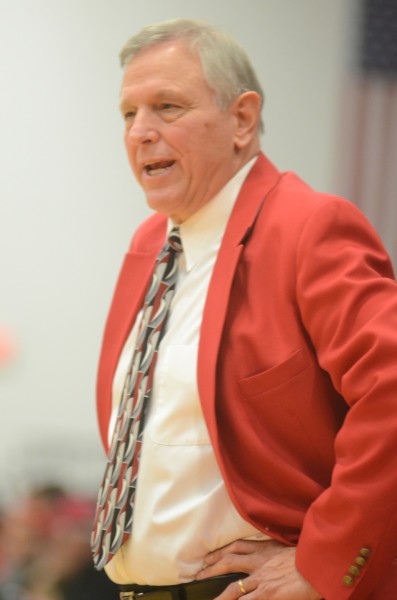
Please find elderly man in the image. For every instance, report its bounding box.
[91,19,397,600]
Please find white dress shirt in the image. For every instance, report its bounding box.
[105,158,267,585]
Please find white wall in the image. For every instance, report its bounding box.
[0,0,350,502]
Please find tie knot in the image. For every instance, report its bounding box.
[168,227,183,253]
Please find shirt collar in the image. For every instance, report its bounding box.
[169,156,257,271]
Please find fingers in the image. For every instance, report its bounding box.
[234,577,256,599]
[213,577,255,600]
[197,542,322,600]
[214,568,322,600]
[197,539,286,579]
[204,539,281,568]
[205,540,260,565]
[198,552,254,579]
[237,578,248,595]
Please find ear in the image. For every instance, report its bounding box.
[231,91,261,149]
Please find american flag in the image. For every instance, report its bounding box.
[336,0,397,267]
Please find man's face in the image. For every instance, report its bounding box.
[120,41,241,223]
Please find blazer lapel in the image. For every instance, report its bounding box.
[197,153,281,442]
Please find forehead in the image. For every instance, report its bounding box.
[120,41,209,97]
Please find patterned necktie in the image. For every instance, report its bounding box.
[91,227,183,569]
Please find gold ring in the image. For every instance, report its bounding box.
[238,579,247,595]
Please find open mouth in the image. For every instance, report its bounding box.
[144,160,175,176]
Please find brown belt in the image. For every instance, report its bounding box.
[119,573,246,600]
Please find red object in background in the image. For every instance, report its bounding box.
[0,326,17,364]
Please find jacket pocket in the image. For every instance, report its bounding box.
[238,348,309,399]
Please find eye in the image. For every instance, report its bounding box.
[160,103,177,111]
[123,110,136,121]
[157,103,185,121]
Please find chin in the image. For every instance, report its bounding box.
[146,200,174,218]
[146,194,179,217]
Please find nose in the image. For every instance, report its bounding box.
[126,109,160,146]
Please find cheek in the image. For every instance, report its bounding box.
[184,128,215,161]
[202,118,233,150]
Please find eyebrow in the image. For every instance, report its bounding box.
[120,87,186,109]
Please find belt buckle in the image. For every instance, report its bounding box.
[120,593,135,600]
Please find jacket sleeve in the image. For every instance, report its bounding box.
[293,197,397,599]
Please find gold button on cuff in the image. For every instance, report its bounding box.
[348,565,360,577]
[355,556,366,567]
[343,575,355,587]
[360,547,371,558]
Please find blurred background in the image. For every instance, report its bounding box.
[0,0,396,597]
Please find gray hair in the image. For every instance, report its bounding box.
[119,19,264,132]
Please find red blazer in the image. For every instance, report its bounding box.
[96,153,397,599]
